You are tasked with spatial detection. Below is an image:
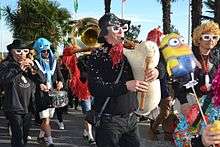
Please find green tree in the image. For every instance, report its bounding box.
[214,0,220,24]
[157,0,177,34]
[204,0,220,48]
[3,0,71,47]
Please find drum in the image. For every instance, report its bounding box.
[49,90,69,108]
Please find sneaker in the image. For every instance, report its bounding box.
[83,130,90,141]
[88,138,96,145]
[27,135,32,140]
[8,125,12,136]
[57,122,65,130]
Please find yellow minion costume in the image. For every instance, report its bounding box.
[160,33,196,78]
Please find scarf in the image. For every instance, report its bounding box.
[109,43,124,68]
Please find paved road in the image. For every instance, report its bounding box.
[0,108,175,147]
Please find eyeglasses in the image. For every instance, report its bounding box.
[201,34,220,41]
[41,49,50,53]
[108,24,129,34]
[14,49,29,55]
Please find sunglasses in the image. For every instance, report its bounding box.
[201,34,220,41]
[41,49,50,53]
[108,24,129,34]
[14,49,29,55]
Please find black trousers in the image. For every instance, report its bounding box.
[95,113,140,147]
[5,112,32,147]
[56,107,64,122]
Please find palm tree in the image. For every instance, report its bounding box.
[157,0,177,34]
[204,0,220,48]
[3,0,71,47]
[204,0,220,24]
[191,0,202,59]
[214,0,220,24]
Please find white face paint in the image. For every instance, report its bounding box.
[105,24,129,45]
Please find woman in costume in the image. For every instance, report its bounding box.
[62,46,95,145]
[174,21,220,147]
[33,38,64,147]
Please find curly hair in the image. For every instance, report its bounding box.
[192,21,220,46]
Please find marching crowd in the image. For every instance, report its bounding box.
[1,2,220,147]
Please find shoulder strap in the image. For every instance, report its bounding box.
[98,60,125,116]
[115,60,125,84]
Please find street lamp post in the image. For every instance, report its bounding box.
[121,0,124,19]
[188,0,191,46]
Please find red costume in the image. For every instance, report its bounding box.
[62,46,91,100]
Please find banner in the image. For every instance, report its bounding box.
[73,0,78,13]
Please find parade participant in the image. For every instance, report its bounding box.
[55,56,67,130]
[0,39,45,147]
[33,37,64,147]
[174,21,220,147]
[77,55,96,145]
[86,1,159,146]
[62,46,96,144]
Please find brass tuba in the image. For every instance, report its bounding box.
[71,17,100,53]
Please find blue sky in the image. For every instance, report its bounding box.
[0,0,211,53]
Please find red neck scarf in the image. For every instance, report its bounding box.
[200,54,209,74]
[109,43,124,68]
[199,54,210,93]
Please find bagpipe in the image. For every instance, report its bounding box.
[123,27,162,116]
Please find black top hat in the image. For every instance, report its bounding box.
[7,39,31,51]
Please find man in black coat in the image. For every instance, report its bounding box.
[0,39,45,147]
[86,5,160,147]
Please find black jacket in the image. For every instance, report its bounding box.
[34,59,64,112]
[0,56,45,114]
[87,43,164,115]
